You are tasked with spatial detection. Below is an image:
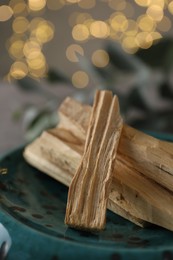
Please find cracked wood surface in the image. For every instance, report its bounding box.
[65,91,123,230]
[58,97,173,193]
[23,96,173,231]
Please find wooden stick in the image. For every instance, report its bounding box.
[58,97,173,192]
[65,91,123,230]
[23,130,145,227]
[24,129,173,231]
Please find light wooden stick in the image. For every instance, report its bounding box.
[65,91,123,230]
[58,97,173,192]
[24,129,173,231]
[24,130,145,227]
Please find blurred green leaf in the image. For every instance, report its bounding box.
[136,38,173,71]
[106,42,148,73]
[47,69,70,83]
[17,77,42,93]
[160,81,173,100]
[25,110,58,141]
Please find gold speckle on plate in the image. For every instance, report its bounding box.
[0,168,8,175]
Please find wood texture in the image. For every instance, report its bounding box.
[58,97,173,193]
[24,130,145,227]
[23,96,173,231]
[24,129,173,231]
[65,91,123,230]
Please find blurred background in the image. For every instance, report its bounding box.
[0,0,173,154]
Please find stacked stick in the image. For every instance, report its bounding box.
[24,93,173,231]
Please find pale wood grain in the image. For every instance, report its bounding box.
[58,97,173,192]
[65,91,123,230]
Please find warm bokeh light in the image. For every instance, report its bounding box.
[149,0,165,8]
[12,2,28,16]
[5,0,173,80]
[47,0,65,10]
[124,19,138,36]
[72,24,90,41]
[135,32,153,49]
[91,49,109,67]
[35,21,54,43]
[90,21,110,38]
[146,5,163,21]
[28,0,46,11]
[66,0,80,3]
[0,5,13,22]
[84,18,95,29]
[12,17,29,34]
[168,1,173,15]
[68,12,81,26]
[122,36,138,54]
[23,40,41,59]
[66,44,84,62]
[137,15,155,32]
[72,71,89,88]
[109,0,126,11]
[10,61,28,79]
[150,31,162,41]
[123,2,135,18]
[76,13,92,24]
[157,16,172,32]
[29,17,44,31]
[27,52,46,70]
[9,40,24,59]
[134,0,150,7]
[78,0,96,9]
[29,63,47,78]
[110,13,128,32]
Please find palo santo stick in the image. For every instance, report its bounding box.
[24,130,145,227]
[58,97,173,192]
[24,130,173,231]
[65,91,123,230]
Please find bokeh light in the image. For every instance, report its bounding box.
[137,15,156,32]
[78,0,96,9]
[134,0,150,7]
[23,40,42,59]
[168,1,173,15]
[76,13,92,24]
[157,16,172,32]
[4,0,173,81]
[66,44,84,62]
[35,21,54,43]
[110,13,128,32]
[47,0,65,10]
[91,49,109,67]
[135,32,153,49]
[12,17,29,34]
[66,0,81,3]
[72,71,89,88]
[0,5,13,22]
[109,0,126,11]
[10,61,28,79]
[124,20,138,36]
[149,0,165,8]
[9,40,24,59]
[122,36,138,54]
[72,24,90,41]
[11,2,28,16]
[90,21,110,38]
[146,5,163,21]
[28,0,46,11]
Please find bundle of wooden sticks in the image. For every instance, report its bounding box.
[24,90,173,231]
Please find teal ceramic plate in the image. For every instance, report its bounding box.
[0,133,173,260]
